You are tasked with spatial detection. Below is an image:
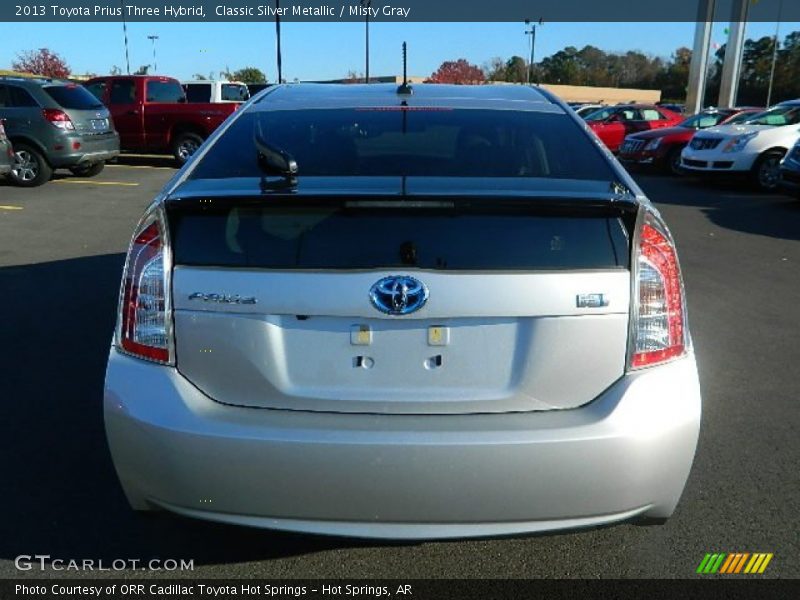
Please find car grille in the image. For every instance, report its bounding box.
[620,139,646,154]
[689,137,723,150]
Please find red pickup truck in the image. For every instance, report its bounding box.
[84,75,238,164]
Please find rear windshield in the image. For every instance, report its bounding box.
[44,85,104,110]
[171,204,629,271]
[221,84,250,102]
[189,108,615,180]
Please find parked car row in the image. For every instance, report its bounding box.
[679,100,800,192]
[618,107,761,174]
[578,99,800,196]
[1,73,256,187]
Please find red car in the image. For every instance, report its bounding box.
[584,104,683,153]
[85,75,238,165]
[618,108,763,174]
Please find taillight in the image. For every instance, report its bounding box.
[118,210,173,364]
[629,212,687,369]
[43,108,75,131]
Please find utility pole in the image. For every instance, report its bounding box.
[361,0,371,82]
[147,35,159,73]
[120,0,131,74]
[525,18,543,85]
[275,0,283,83]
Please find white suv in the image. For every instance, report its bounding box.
[182,80,250,104]
[680,100,800,191]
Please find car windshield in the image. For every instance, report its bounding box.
[680,113,728,129]
[43,85,104,110]
[743,104,800,126]
[189,108,615,180]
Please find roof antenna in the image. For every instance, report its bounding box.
[397,42,413,95]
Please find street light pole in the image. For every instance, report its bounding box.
[275,0,283,83]
[120,0,131,74]
[524,18,542,85]
[147,35,159,73]
[360,0,371,83]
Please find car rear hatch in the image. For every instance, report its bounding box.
[43,84,113,134]
[166,185,637,415]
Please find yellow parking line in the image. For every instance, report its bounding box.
[0,205,23,210]
[54,180,139,186]
[107,164,174,170]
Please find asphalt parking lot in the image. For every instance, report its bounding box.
[0,160,798,579]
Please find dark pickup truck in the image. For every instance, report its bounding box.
[85,75,238,165]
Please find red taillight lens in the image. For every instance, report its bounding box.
[43,108,75,131]
[119,216,172,364]
[629,216,686,369]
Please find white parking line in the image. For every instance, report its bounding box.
[0,205,23,210]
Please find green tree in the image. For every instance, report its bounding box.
[231,67,267,83]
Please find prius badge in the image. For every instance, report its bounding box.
[369,276,428,315]
[188,292,257,305]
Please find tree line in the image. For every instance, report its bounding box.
[427,30,800,105]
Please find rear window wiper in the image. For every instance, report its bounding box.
[254,126,298,185]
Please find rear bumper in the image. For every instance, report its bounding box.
[49,132,120,167]
[104,350,702,539]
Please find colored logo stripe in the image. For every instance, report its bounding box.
[698,552,773,574]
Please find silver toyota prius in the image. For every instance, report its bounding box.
[104,83,701,539]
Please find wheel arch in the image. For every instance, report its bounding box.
[168,124,207,147]
[7,135,52,165]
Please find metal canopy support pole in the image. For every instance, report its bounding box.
[686,0,715,114]
[718,0,750,108]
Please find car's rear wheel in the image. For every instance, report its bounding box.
[665,145,685,176]
[10,144,53,187]
[751,150,785,192]
[69,162,105,178]
[172,132,204,166]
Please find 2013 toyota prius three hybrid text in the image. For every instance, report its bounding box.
[104,84,701,540]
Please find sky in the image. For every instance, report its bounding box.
[1,21,798,81]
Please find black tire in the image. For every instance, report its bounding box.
[751,150,785,192]
[172,132,204,166]
[10,143,53,187]
[69,162,105,178]
[664,145,685,176]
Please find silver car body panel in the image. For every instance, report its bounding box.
[105,349,701,539]
[172,267,630,413]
